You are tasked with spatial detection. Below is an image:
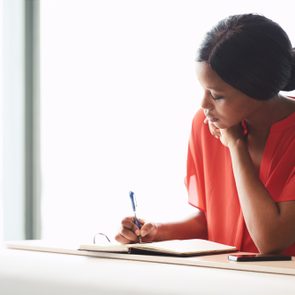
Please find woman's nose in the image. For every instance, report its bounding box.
[200,92,213,110]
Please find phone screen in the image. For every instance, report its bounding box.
[228,254,292,262]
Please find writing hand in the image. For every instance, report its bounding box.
[115,216,158,244]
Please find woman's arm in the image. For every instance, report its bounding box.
[223,129,295,254]
[152,209,208,242]
[115,209,207,244]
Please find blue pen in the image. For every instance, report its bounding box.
[129,191,142,243]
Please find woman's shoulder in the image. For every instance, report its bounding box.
[271,96,295,131]
[190,109,219,146]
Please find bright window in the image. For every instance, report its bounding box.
[0,0,3,243]
[40,0,295,242]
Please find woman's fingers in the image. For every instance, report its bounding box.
[115,216,145,244]
[204,120,220,138]
[116,227,139,243]
[140,223,154,237]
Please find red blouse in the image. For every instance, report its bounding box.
[185,108,295,255]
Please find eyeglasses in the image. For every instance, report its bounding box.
[93,232,111,244]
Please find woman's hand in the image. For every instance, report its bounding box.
[204,118,244,148]
[115,216,159,244]
[203,117,221,138]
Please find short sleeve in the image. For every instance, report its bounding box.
[185,110,206,212]
[277,167,295,202]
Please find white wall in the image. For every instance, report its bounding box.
[0,0,3,245]
[39,0,295,243]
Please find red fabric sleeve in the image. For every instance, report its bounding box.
[277,167,295,202]
[185,110,206,212]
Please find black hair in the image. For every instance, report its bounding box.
[196,14,295,100]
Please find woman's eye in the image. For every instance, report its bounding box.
[212,95,223,100]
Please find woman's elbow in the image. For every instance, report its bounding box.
[256,239,288,255]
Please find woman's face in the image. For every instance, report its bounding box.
[196,62,263,129]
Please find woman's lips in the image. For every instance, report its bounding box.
[206,116,218,123]
[204,110,219,123]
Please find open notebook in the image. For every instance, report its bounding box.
[79,239,237,257]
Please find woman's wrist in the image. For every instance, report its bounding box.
[153,222,166,242]
[228,137,247,151]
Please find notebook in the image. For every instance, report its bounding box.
[79,239,237,257]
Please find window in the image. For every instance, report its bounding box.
[0,0,3,243]
[40,0,295,242]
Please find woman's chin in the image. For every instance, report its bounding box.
[212,121,225,129]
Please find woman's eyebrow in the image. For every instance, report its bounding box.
[207,86,224,92]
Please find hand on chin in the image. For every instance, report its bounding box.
[204,118,244,147]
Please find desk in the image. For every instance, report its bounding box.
[1,249,295,295]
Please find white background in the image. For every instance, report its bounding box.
[40,0,295,242]
[0,0,3,244]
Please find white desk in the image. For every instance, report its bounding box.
[1,249,295,295]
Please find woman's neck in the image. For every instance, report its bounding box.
[246,94,295,135]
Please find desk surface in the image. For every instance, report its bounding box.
[1,248,295,295]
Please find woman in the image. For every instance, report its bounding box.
[115,14,295,255]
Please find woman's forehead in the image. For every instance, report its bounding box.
[196,62,227,92]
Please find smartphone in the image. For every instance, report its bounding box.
[228,254,292,262]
